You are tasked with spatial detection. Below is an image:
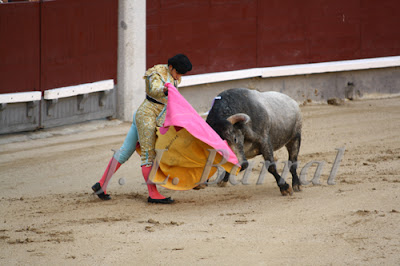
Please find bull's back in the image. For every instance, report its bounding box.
[252,91,302,150]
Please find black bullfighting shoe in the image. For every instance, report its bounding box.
[147,197,174,204]
[91,182,111,201]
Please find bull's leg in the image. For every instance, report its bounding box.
[218,162,247,187]
[217,171,230,187]
[223,171,230,182]
[285,133,301,192]
[262,140,293,196]
[268,163,293,196]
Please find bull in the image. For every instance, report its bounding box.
[206,88,302,196]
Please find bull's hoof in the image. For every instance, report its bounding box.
[217,180,228,187]
[293,184,302,192]
[280,185,293,196]
[193,183,207,190]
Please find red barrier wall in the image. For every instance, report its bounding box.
[147,0,258,74]
[0,0,118,94]
[147,0,400,75]
[40,0,118,91]
[0,2,40,94]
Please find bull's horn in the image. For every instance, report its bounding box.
[227,113,251,125]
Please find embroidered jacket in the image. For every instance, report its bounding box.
[143,64,181,104]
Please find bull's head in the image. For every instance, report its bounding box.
[213,113,251,171]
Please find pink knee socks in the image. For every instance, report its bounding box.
[99,157,121,193]
[142,165,166,199]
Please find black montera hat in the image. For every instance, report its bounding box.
[168,54,192,74]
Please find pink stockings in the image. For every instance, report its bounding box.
[142,165,166,199]
[97,158,166,200]
[99,157,121,193]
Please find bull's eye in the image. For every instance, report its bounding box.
[234,137,238,143]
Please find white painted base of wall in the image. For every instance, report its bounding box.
[0,79,114,104]
[180,56,400,88]
[0,91,41,104]
[44,80,114,100]
[179,63,400,113]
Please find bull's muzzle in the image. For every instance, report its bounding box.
[240,161,249,171]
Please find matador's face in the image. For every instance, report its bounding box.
[169,65,182,81]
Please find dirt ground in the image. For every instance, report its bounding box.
[0,96,399,265]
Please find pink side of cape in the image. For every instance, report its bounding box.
[162,83,239,165]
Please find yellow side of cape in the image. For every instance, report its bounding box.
[137,126,240,191]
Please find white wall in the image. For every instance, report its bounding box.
[117,0,146,122]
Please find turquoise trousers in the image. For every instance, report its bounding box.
[113,112,138,164]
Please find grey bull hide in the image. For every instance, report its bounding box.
[206,88,302,196]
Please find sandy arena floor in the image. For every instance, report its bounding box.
[0,96,399,265]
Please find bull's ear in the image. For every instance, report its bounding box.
[227,113,251,125]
